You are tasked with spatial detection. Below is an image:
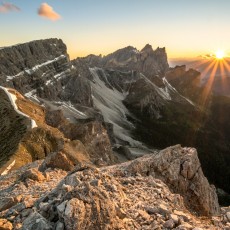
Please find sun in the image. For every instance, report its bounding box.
[215,49,225,60]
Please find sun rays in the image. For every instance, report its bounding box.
[192,52,230,108]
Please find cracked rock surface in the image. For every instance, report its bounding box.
[0,145,229,229]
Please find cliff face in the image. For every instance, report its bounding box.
[165,65,202,104]
[0,38,68,77]
[0,39,71,100]
[0,87,64,175]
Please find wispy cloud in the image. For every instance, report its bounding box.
[0,2,20,13]
[38,3,61,21]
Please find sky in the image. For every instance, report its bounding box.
[1,0,230,60]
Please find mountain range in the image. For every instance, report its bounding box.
[0,38,230,229]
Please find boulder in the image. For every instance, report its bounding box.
[0,219,13,230]
[20,168,45,182]
[22,212,53,230]
[0,197,19,212]
[163,219,175,229]
[39,151,74,172]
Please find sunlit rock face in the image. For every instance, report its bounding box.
[0,87,64,175]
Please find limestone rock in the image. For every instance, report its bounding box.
[90,44,169,77]
[0,197,18,212]
[0,148,228,229]
[105,145,220,216]
[177,222,193,229]
[170,214,179,224]
[20,168,45,182]
[0,219,13,230]
[226,212,230,222]
[22,212,52,230]
[39,151,74,171]
[163,219,175,229]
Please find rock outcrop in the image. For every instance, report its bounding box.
[105,145,220,216]
[0,38,119,173]
[0,145,228,229]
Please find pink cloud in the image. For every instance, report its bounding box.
[38,3,61,21]
[0,2,20,13]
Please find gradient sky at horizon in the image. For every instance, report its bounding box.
[1,0,230,59]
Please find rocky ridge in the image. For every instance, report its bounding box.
[0,145,229,230]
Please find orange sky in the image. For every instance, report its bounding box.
[1,1,230,60]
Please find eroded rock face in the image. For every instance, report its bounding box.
[165,65,202,103]
[39,152,75,172]
[0,39,71,100]
[20,168,46,182]
[0,83,117,175]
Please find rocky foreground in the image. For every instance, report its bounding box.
[0,145,229,230]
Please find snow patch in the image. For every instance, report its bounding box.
[54,101,88,119]
[6,55,66,81]
[90,67,143,147]
[0,87,38,129]
[6,71,24,81]
[24,90,40,103]
[162,77,195,106]
[45,69,71,85]
[141,74,171,100]
[1,160,16,176]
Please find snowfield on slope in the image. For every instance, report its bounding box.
[90,67,143,147]
[0,86,37,129]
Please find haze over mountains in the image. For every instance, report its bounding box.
[170,57,230,97]
[0,38,230,229]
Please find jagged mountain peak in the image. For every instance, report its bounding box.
[102,45,138,62]
[141,43,154,53]
[78,43,170,76]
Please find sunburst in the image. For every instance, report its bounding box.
[196,50,229,108]
[215,49,225,60]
